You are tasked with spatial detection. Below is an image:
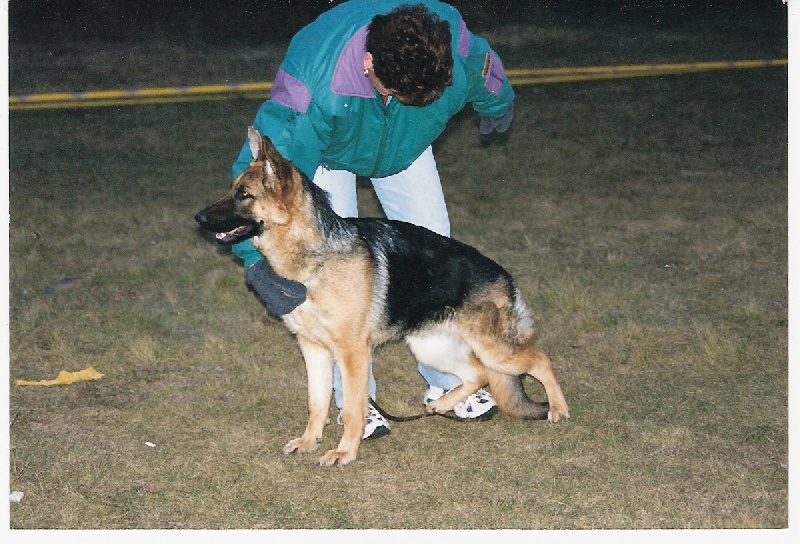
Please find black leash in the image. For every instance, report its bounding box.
[369,398,495,423]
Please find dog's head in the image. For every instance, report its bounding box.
[195,128,300,244]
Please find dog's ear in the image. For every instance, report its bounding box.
[258,134,297,187]
[247,127,276,177]
[247,130,301,206]
[247,127,264,162]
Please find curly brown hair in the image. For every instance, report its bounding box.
[366,4,453,106]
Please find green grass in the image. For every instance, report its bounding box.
[7,2,787,530]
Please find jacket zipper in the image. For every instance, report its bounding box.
[369,99,391,178]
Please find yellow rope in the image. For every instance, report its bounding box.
[10,93,251,111]
[9,59,787,111]
[10,82,273,105]
[505,59,787,77]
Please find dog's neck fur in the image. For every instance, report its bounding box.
[252,174,360,283]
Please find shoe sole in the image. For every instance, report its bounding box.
[363,425,391,440]
[452,404,499,422]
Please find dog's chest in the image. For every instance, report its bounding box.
[282,301,337,348]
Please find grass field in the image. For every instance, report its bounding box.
[6,0,789,533]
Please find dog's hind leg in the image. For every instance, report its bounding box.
[457,288,569,422]
[523,345,569,422]
[283,339,334,456]
[317,341,370,467]
[485,369,549,420]
[492,343,569,422]
[464,332,569,422]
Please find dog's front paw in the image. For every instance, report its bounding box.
[547,404,570,423]
[318,448,357,468]
[283,435,320,455]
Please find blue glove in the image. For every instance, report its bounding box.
[479,101,514,135]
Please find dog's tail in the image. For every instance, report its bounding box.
[487,369,549,420]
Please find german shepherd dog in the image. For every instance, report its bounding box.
[195,128,569,467]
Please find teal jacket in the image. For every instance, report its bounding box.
[232,0,514,266]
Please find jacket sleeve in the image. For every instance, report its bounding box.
[232,69,333,180]
[458,25,515,119]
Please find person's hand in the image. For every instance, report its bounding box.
[479,101,514,135]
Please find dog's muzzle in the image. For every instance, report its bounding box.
[195,208,259,245]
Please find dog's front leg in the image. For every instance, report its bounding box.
[283,339,334,456]
[317,342,370,467]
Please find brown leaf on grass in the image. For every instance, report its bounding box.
[16,367,104,387]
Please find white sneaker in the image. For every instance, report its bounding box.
[337,404,391,440]
[423,386,499,420]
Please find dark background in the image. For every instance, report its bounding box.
[9,0,787,47]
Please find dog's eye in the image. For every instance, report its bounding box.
[236,188,254,201]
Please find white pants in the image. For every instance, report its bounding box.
[314,146,450,236]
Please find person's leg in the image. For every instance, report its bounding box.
[311,164,360,218]
[371,147,497,418]
[370,146,450,237]
[372,148,457,390]
[416,363,463,391]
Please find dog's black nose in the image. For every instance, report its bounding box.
[195,210,208,226]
